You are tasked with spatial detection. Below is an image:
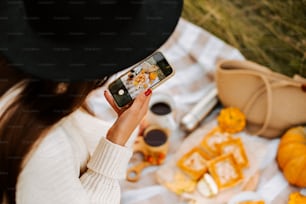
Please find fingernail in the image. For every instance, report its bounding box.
[144,89,152,96]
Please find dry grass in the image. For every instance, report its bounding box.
[182,0,306,77]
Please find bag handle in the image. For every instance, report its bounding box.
[242,74,272,135]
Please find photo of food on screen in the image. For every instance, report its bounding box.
[121,57,166,98]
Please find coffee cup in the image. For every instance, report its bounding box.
[127,125,170,182]
[142,125,169,154]
[145,92,177,132]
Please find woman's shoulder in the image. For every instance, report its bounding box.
[24,122,73,163]
[20,120,83,179]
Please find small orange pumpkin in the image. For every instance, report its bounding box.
[277,126,306,187]
[217,107,246,133]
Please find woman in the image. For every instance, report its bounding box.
[0,0,182,203]
[0,57,152,204]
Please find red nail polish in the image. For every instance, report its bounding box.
[302,84,306,92]
[144,89,152,96]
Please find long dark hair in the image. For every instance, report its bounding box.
[0,56,108,203]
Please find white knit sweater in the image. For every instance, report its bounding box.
[1,85,135,204]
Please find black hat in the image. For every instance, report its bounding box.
[0,0,182,81]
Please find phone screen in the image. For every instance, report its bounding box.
[108,52,173,107]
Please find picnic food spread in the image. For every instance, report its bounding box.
[128,99,305,203]
[154,107,255,201]
[128,105,305,203]
[152,105,303,203]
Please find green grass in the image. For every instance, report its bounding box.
[182,0,306,77]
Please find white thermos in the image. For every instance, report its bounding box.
[180,85,218,132]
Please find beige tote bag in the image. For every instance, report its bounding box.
[216,60,306,138]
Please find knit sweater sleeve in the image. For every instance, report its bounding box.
[17,123,132,204]
[80,137,133,203]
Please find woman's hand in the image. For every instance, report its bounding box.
[104,89,152,146]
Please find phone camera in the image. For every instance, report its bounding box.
[118,89,125,96]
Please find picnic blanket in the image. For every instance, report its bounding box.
[86,18,301,204]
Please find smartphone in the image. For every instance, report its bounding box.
[108,52,174,108]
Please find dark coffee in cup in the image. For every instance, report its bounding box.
[144,129,167,147]
[150,102,172,115]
